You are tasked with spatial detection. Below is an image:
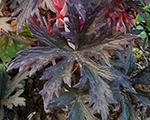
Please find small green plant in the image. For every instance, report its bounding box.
[0,69,28,120]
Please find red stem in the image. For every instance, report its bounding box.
[47,11,51,31]
[38,17,45,26]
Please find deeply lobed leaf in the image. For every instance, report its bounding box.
[39,56,75,109]
[130,65,150,85]
[7,2,138,119]
[7,47,68,76]
[68,98,97,120]
[48,90,76,110]
[29,24,71,50]
[80,64,115,120]
[12,0,41,34]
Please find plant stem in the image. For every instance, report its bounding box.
[47,11,51,31]
[1,31,36,46]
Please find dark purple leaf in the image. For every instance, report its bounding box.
[48,91,76,109]
[7,47,67,76]
[132,92,150,107]
[69,0,85,20]
[83,32,137,65]
[68,98,97,120]
[39,56,75,109]
[12,0,42,34]
[125,1,149,21]
[63,3,80,49]
[79,64,115,120]
[29,24,71,50]
[7,2,137,115]
[144,0,150,5]
[130,65,150,85]
[124,45,136,76]
[121,93,138,120]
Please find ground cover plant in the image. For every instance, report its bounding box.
[0,0,150,120]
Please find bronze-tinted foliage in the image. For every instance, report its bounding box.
[7,0,150,120]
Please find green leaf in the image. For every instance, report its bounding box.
[0,24,36,64]
[0,63,8,71]
[4,71,29,99]
[3,89,26,109]
[135,25,143,30]
[136,14,145,22]
[15,23,37,42]
[146,21,150,31]
[0,36,20,64]
[10,0,18,9]
[139,31,148,38]
[0,70,28,119]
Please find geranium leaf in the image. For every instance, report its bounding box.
[48,90,76,109]
[132,91,150,107]
[41,0,57,13]
[82,3,107,40]
[124,46,136,76]
[7,47,68,76]
[64,2,108,49]
[39,56,75,109]
[121,93,138,120]
[83,32,137,65]
[144,0,150,5]
[29,24,71,50]
[80,64,114,120]
[4,70,29,99]
[138,0,150,6]
[69,0,85,19]
[68,98,97,120]
[63,3,80,49]
[7,3,137,118]
[130,65,150,85]
[12,0,41,34]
